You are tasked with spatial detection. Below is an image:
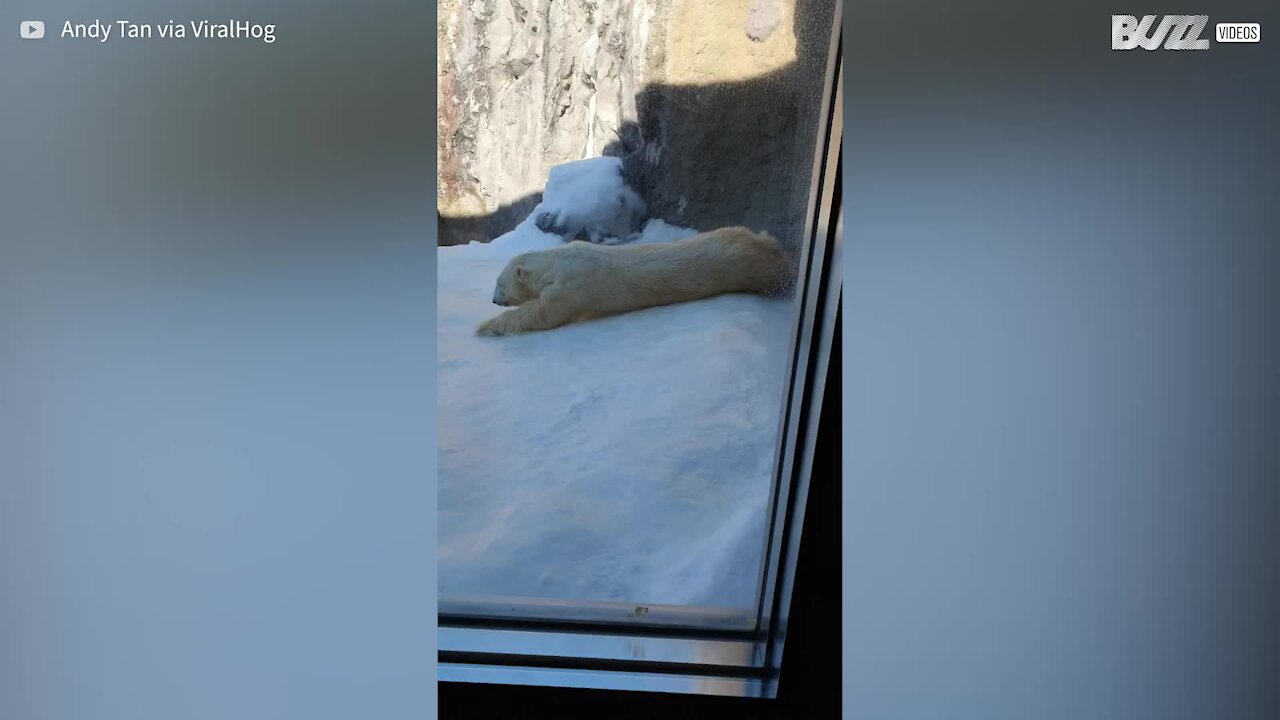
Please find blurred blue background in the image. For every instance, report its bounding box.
[0,2,437,718]
[843,1,1280,718]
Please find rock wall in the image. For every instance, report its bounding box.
[438,0,838,249]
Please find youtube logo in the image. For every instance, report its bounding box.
[20,20,45,39]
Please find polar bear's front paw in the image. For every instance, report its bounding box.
[476,315,513,337]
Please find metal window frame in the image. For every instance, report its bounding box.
[439,6,844,699]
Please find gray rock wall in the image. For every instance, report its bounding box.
[438,0,837,250]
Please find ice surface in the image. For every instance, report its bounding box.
[437,168,794,611]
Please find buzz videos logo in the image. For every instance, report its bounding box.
[1112,15,1261,50]
[1112,15,1209,50]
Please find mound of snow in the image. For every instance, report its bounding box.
[531,156,648,244]
[438,166,794,611]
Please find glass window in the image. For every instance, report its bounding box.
[437,0,839,641]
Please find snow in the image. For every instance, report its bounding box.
[533,156,648,244]
[437,158,795,611]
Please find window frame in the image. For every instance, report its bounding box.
[439,7,844,699]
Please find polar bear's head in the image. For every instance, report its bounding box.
[491,255,538,306]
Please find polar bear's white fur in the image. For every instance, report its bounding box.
[477,226,789,336]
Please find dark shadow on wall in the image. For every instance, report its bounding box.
[611,0,838,257]
[437,192,543,247]
[437,0,839,254]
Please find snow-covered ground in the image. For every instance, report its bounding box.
[437,158,795,611]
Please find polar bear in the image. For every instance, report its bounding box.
[476,226,790,336]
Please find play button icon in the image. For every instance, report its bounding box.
[20,20,46,39]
